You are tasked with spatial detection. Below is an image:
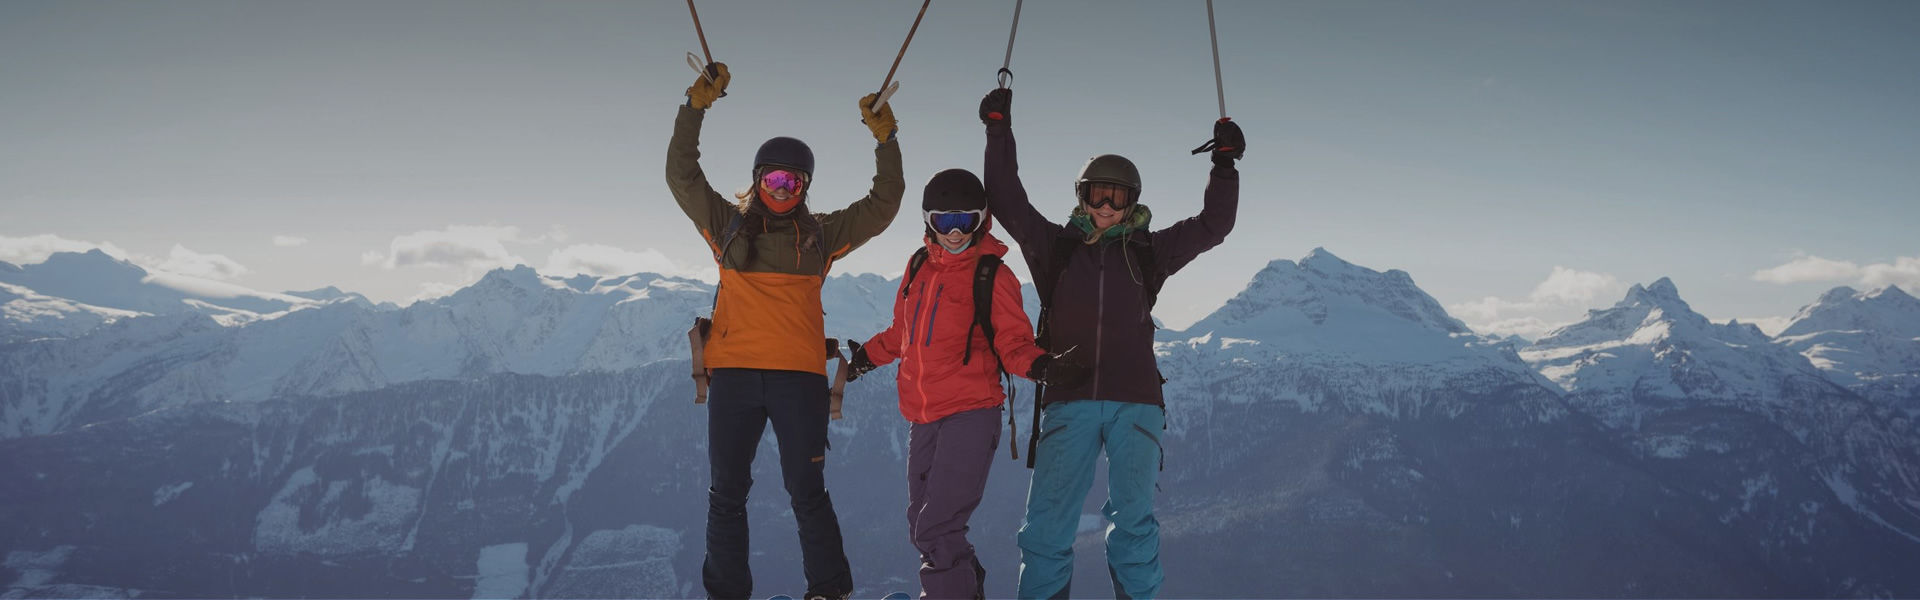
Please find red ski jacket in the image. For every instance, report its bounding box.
[861,232,1048,424]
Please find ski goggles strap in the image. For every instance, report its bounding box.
[924,209,986,235]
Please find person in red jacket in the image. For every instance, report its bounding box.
[847,168,1088,599]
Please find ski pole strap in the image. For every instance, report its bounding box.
[827,338,848,420]
[1204,0,1227,119]
[689,317,712,404]
[1000,0,1023,84]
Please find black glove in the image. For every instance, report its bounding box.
[1190,117,1245,169]
[845,340,879,382]
[1028,348,1090,389]
[980,87,1012,127]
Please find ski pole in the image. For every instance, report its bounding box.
[998,0,1023,89]
[1205,0,1227,119]
[873,0,932,111]
[687,0,713,65]
[686,0,717,83]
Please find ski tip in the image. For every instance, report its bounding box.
[882,593,912,600]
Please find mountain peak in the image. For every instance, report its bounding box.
[1817,286,1861,304]
[1866,284,1916,303]
[35,249,148,278]
[1179,247,1477,359]
[1617,276,1690,312]
[1645,277,1680,300]
[1299,247,1355,272]
[476,265,545,289]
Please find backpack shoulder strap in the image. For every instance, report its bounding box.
[715,212,747,263]
[901,246,931,299]
[964,254,1002,367]
[1132,238,1162,310]
[1034,236,1079,344]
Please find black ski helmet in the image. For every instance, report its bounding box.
[922,168,986,212]
[754,137,814,176]
[1074,154,1141,203]
[922,168,988,238]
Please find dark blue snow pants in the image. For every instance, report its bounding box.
[702,368,852,600]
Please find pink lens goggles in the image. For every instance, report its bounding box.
[759,168,807,195]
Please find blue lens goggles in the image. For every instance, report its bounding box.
[925,209,985,235]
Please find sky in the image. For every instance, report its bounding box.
[3,0,1917,336]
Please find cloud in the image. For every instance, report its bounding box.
[1448,266,1622,338]
[272,235,309,247]
[0,234,135,265]
[1475,316,1565,340]
[1718,316,1795,337]
[1751,254,1861,285]
[156,244,250,281]
[1448,296,1537,322]
[1530,266,1621,304]
[1751,253,1920,295]
[366,225,528,271]
[1859,257,1920,292]
[408,281,466,305]
[542,244,710,279]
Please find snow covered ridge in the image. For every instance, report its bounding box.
[0,248,334,323]
[1521,277,1850,428]
[1157,248,1566,426]
[1774,285,1920,410]
[0,255,895,439]
[3,246,1914,439]
[1520,277,1920,545]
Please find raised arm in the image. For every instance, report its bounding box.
[663,63,737,243]
[821,93,907,262]
[1149,119,1245,277]
[980,88,1061,271]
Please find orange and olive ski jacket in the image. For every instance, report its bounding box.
[665,104,904,375]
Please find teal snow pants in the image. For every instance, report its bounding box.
[1015,400,1165,599]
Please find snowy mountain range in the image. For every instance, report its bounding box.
[3,248,1918,597]
[1775,285,1920,413]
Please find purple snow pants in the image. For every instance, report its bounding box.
[907,406,1002,599]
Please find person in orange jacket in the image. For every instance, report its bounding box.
[846,168,1089,599]
[667,62,904,600]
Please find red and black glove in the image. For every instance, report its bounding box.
[980,88,1012,127]
[1191,118,1245,169]
[845,340,879,382]
[1028,347,1090,389]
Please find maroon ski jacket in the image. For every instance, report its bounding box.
[983,124,1239,407]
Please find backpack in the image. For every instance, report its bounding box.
[1024,234,1160,468]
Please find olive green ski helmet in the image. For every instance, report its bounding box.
[1074,154,1141,203]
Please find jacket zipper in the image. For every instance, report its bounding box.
[912,271,943,422]
[923,283,945,347]
[1093,246,1106,401]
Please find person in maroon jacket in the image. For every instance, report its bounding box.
[977,87,1242,599]
[846,168,1088,599]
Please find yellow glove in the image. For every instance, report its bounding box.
[685,63,730,110]
[859,93,897,143]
